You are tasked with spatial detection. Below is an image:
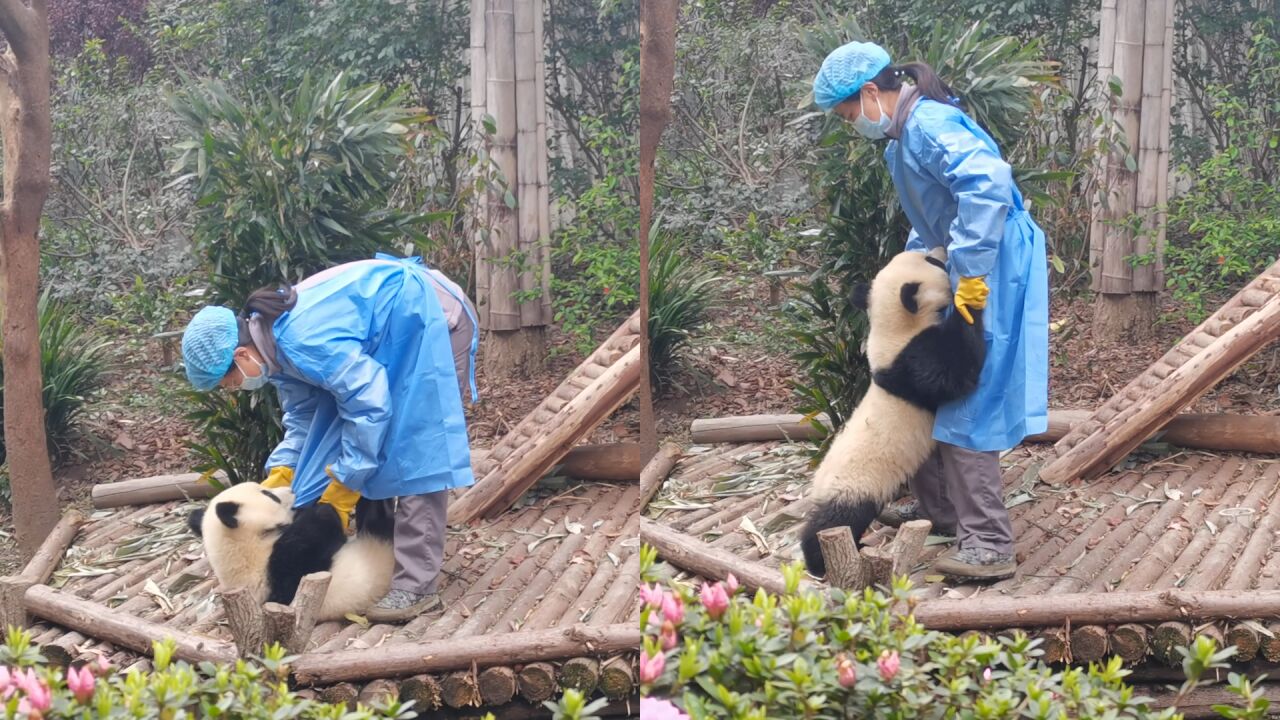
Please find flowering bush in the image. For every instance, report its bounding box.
[638,545,1272,720]
[0,628,606,720]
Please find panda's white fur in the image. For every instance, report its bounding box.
[191,482,394,622]
[799,248,986,577]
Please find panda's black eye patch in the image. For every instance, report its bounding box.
[261,490,282,504]
[925,256,946,271]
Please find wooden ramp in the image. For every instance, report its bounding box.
[645,440,1280,668]
[6,480,640,715]
[1039,261,1280,485]
[449,310,642,524]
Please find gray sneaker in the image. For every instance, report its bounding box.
[877,499,955,536]
[931,547,1016,581]
[364,589,441,623]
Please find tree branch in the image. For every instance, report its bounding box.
[0,0,34,64]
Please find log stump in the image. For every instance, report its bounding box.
[357,679,400,708]
[441,670,480,708]
[1152,622,1192,666]
[599,656,635,700]
[319,683,360,709]
[560,657,599,695]
[1225,624,1260,662]
[517,662,558,703]
[1069,625,1109,663]
[400,674,443,712]
[478,666,517,706]
[1110,624,1149,664]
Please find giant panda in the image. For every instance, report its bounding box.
[799,249,987,578]
[187,482,395,621]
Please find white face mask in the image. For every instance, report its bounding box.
[853,94,891,140]
[235,357,270,392]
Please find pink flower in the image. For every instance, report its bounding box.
[15,671,51,713]
[660,592,685,625]
[639,648,666,684]
[95,655,110,674]
[699,582,730,620]
[836,654,857,688]
[639,583,664,610]
[640,696,690,720]
[0,666,11,694]
[67,665,96,703]
[725,573,739,595]
[877,650,900,682]
[982,667,992,685]
[660,620,679,651]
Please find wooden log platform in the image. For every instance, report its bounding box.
[642,438,1280,669]
[12,476,640,711]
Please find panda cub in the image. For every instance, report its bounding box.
[188,482,395,621]
[799,249,987,578]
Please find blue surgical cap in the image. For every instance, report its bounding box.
[182,305,239,391]
[813,41,893,112]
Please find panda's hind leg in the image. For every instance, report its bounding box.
[799,498,881,578]
[354,497,395,541]
[266,504,347,605]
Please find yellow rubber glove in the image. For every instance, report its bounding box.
[319,466,361,531]
[954,276,990,325]
[262,465,294,489]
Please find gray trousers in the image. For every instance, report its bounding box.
[384,286,478,596]
[909,442,1014,555]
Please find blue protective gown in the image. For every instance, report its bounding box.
[263,253,479,506]
[886,98,1050,452]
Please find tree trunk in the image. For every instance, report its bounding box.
[0,0,58,559]
[1093,292,1157,340]
[638,0,677,464]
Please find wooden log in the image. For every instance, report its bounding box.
[1196,623,1226,653]
[450,344,642,523]
[219,586,267,658]
[1228,623,1262,662]
[1143,683,1280,719]
[291,622,638,685]
[263,603,295,651]
[912,589,1280,631]
[357,679,400,708]
[1110,623,1149,664]
[638,442,683,511]
[1069,625,1109,663]
[689,414,831,444]
[289,571,331,652]
[559,657,598,695]
[639,518,812,596]
[1041,295,1280,485]
[517,662,557,703]
[890,520,932,577]
[319,682,360,709]
[39,631,85,667]
[816,527,864,590]
[1026,409,1280,454]
[25,585,236,664]
[1151,622,1192,666]
[1262,623,1280,662]
[861,547,893,589]
[21,510,85,582]
[0,576,34,630]
[400,674,443,711]
[441,670,480,708]
[1036,627,1068,664]
[558,443,643,482]
[91,473,220,509]
[477,666,517,706]
[598,656,634,700]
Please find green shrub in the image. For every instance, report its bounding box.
[648,225,719,393]
[0,290,112,464]
[1163,21,1280,323]
[168,70,432,486]
[638,547,1271,720]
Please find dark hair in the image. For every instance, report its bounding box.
[858,61,961,108]
[235,284,298,346]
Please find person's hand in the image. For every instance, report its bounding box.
[954,276,989,325]
[262,466,294,489]
[319,466,360,531]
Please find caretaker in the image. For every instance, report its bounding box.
[812,41,1049,581]
[180,252,479,621]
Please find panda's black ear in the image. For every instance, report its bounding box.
[851,283,871,311]
[899,282,921,314]
[215,501,240,529]
[187,508,205,537]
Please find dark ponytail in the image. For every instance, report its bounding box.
[242,284,298,326]
[866,61,962,108]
